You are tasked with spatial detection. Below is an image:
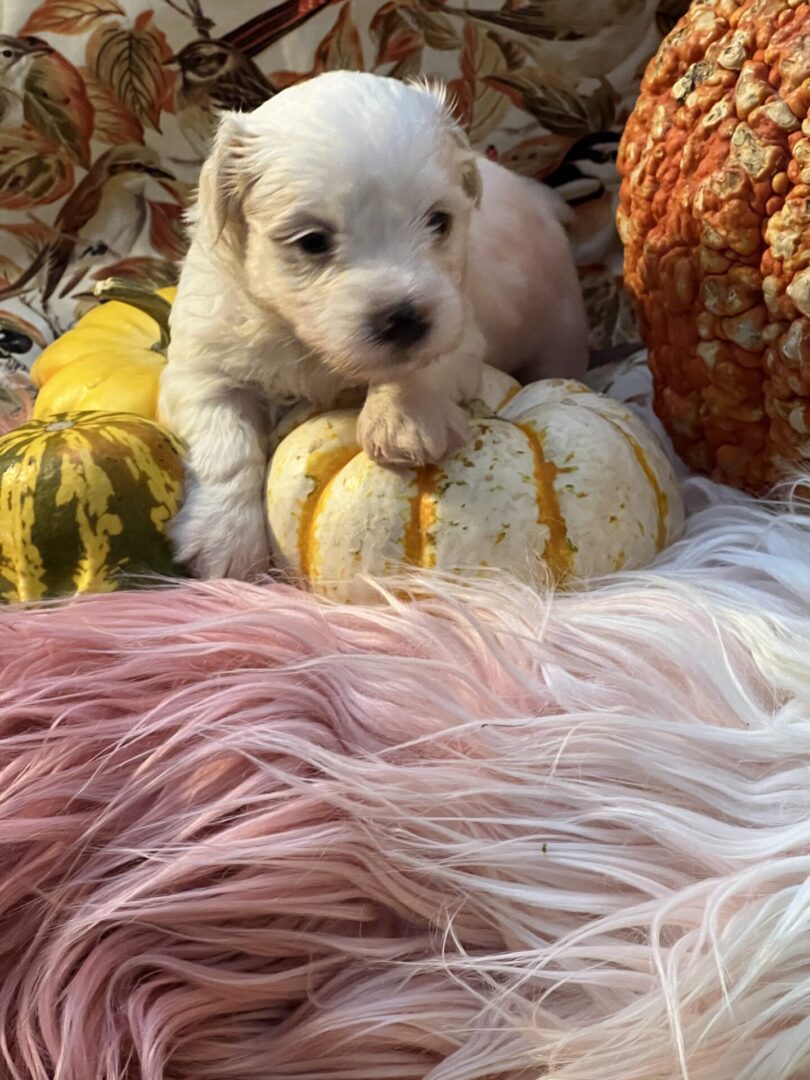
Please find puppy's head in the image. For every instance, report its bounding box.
[196,72,481,383]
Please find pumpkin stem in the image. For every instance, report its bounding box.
[466,399,498,419]
[93,279,172,351]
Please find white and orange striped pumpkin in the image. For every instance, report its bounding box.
[266,367,683,602]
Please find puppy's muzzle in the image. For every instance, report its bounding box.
[369,302,431,351]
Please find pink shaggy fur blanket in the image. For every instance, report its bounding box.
[1,476,809,1080]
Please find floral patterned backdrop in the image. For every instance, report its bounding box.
[0,0,689,431]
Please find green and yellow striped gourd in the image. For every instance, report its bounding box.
[0,412,185,603]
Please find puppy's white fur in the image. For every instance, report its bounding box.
[160,71,588,580]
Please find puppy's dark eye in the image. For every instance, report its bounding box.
[294,231,333,256]
[427,211,452,238]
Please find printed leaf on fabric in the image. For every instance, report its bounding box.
[21,0,126,36]
[23,50,94,167]
[0,129,74,210]
[80,66,144,145]
[148,199,187,261]
[265,70,311,90]
[388,48,423,81]
[407,8,461,51]
[448,25,508,143]
[314,4,364,72]
[484,71,617,138]
[0,254,22,289]
[369,3,422,69]
[580,267,638,350]
[86,9,175,131]
[497,135,571,180]
[0,221,56,260]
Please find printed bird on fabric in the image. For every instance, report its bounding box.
[433,0,647,39]
[0,34,50,128]
[169,39,275,110]
[0,146,174,305]
[167,39,275,155]
[432,0,653,78]
[163,0,345,154]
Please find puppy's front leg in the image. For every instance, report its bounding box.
[161,377,269,580]
[358,326,485,467]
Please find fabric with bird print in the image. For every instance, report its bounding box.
[0,0,690,431]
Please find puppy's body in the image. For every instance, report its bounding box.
[468,158,586,383]
[161,71,588,579]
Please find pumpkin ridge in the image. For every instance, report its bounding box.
[88,419,183,589]
[96,437,180,590]
[1,428,50,602]
[403,465,440,569]
[515,422,572,583]
[605,418,669,552]
[55,426,107,598]
[299,444,361,581]
[496,383,522,411]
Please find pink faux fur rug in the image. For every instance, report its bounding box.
[1,476,809,1080]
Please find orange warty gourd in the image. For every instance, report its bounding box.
[617,0,810,492]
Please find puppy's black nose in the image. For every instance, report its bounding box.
[370,302,431,350]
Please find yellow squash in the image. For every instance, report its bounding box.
[31,281,177,421]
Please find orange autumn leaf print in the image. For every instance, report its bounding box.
[23,49,94,167]
[21,0,126,36]
[86,9,175,131]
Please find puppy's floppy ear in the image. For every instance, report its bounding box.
[196,111,255,246]
[408,78,482,208]
[449,126,483,208]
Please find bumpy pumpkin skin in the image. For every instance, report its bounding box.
[0,412,185,603]
[617,0,810,492]
[267,368,683,602]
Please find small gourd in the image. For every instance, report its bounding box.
[30,280,176,421]
[0,410,185,603]
[267,367,683,602]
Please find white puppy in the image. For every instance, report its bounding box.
[160,70,589,580]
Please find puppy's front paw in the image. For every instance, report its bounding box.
[357,396,469,467]
[171,481,269,581]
